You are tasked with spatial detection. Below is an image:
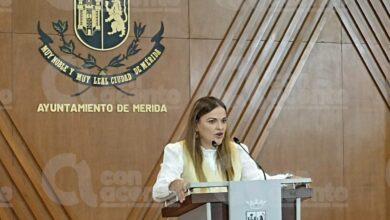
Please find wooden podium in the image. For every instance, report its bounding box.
[161,179,312,220]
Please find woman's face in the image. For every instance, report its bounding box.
[196,106,227,148]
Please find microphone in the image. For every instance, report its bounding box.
[233,137,267,180]
[211,141,218,149]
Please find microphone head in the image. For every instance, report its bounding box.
[211,141,218,148]
[233,137,240,144]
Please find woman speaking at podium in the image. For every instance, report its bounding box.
[152,96,290,203]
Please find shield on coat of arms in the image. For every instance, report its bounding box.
[74,0,130,51]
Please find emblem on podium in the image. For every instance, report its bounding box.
[246,199,267,220]
[246,210,266,220]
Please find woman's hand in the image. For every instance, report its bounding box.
[169,179,189,203]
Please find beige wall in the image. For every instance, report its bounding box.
[0,0,388,219]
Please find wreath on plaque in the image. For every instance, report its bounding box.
[37,20,165,96]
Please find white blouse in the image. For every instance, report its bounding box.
[152,142,290,202]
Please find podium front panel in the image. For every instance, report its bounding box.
[229,180,282,220]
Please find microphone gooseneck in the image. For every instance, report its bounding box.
[233,137,267,180]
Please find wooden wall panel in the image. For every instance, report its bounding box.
[0,159,34,220]
[241,1,330,146]
[342,44,388,220]
[189,0,244,39]
[314,9,341,43]
[343,0,389,81]
[292,0,340,43]
[190,0,341,43]
[0,162,18,220]
[370,1,390,39]
[334,0,389,106]
[0,34,12,109]
[354,0,390,59]
[218,0,286,104]
[0,1,12,33]
[0,194,17,220]
[229,0,314,136]
[341,0,390,44]
[388,84,390,220]
[260,43,344,220]
[129,0,189,38]
[248,0,335,155]
[190,39,221,95]
[0,207,16,220]
[209,0,274,99]
[9,33,189,219]
[13,0,73,35]
[0,129,53,219]
[258,0,307,42]
[0,0,388,219]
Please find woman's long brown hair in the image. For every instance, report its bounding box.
[184,96,235,182]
